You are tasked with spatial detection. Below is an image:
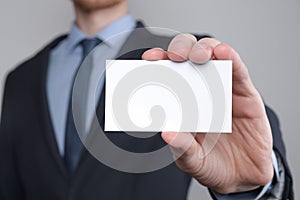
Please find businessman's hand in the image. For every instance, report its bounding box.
[142,34,273,194]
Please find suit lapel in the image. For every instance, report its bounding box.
[35,36,68,178]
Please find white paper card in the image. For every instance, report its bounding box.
[105,60,232,132]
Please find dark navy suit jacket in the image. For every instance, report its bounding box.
[0,22,294,200]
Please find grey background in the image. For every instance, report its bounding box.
[0,0,299,199]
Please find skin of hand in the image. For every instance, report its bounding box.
[142,34,274,194]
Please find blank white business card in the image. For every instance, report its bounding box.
[105,60,232,133]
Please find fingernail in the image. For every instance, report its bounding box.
[194,43,209,50]
[171,41,187,50]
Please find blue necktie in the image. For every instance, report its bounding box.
[64,38,101,176]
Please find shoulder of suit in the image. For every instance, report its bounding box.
[5,34,67,83]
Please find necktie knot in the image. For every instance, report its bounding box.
[80,38,102,59]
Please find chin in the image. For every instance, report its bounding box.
[73,0,124,12]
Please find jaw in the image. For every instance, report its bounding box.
[73,0,125,12]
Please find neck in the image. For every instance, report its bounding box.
[74,1,128,37]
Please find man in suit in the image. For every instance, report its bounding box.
[0,0,294,199]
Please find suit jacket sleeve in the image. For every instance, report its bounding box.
[265,106,294,199]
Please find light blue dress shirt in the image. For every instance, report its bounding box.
[46,13,277,199]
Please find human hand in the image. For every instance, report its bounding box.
[142,34,273,194]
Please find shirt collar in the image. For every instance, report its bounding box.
[65,14,136,53]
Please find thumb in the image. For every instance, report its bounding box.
[161,132,204,174]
